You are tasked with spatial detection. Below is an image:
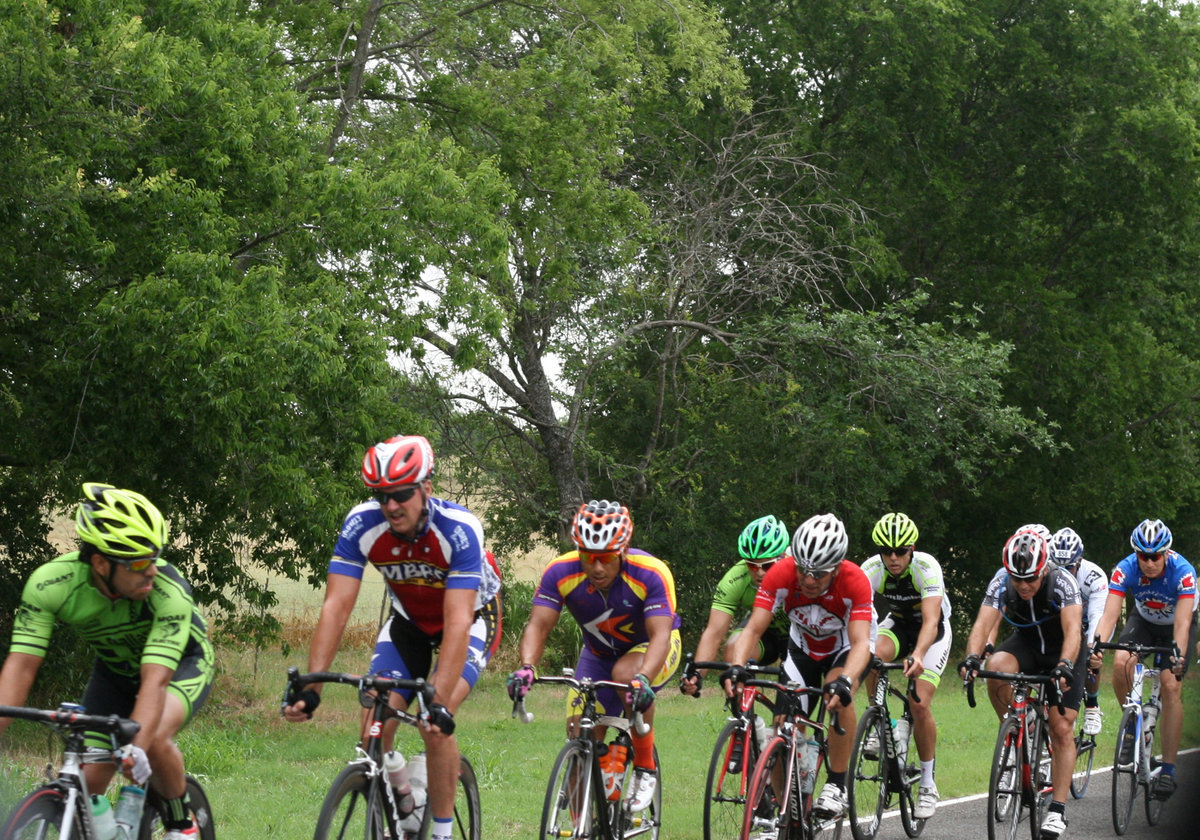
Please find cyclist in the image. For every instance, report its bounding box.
[720,513,875,820]
[679,515,790,696]
[1048,527,1108,735]
[859,512,951,820]
[1089,518,1197,800]
[282,434,502,840]
[0,483,214,840]
[507,499,681,813]
[958,529,1083,840]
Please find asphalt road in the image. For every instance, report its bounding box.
[868,748,1198,840]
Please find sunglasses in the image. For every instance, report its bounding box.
[879,546,911,557]
[582,551,622,564]
[1136,551,1166,562]
[799,568,834,581]
[119,554,158,573]
[374,487,418,505]
[745,559,777,571]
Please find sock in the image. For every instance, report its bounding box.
[1160,762,1175,777]
[1048,801,1065,816]
[826,770,846,788]
[1085,693,1099,707]
[431,817,454,840]
[921,759,935,787]
[163,795,191,831]
[632,729,656,771]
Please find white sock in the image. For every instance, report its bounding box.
[921,759,935,787]
[431,817,453,840]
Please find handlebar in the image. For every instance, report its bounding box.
[742,679,845,736]
[283,667,437,713]
[1093,640,1183,681]
[962,669,1064,715]
[867,657,921,701]
[512,673,651,735]
[0,704,140,748]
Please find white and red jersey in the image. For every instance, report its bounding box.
[754,557,875,659]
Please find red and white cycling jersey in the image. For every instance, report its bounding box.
[753,557,875,659]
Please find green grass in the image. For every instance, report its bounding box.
[3,629,1198,839]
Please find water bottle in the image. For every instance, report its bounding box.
[383,750,415,817]
[91,794,118,840]
[1143,703,1158,733]
[893,718,911,767]
[401,753,428,833]
[799,737,820,794]
[754,715,770,751]
[114,785,145,840]
[604,743,629,800]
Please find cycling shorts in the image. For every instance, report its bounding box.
[80,650,214,751]
[781,644,855,716]
[875,613,952,688]
[731,618,786,667]
[369,596,502,702]
[569,629,682,718]
[993,634,1087,711]
[1117,610,1197,677]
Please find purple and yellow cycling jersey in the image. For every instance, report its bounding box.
[330,496,501,638]
[532,549,681,658]
[1109,551,1197,626]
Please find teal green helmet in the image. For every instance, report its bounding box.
[737,515,790,560]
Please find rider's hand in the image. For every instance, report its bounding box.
[1049,660,1075,690]
[822,674,853,710]
[282,688,321,722]
[903,655,925,678]
[422,701,456,735]
[628,673,656,712]
[958,654,982,680]
[679,673,702,696]
[506,665,536,701]
[121,745,152,785]
[718,665,749,695]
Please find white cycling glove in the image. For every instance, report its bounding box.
[121,745,152,785]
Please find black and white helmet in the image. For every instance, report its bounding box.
[791,513,848,572]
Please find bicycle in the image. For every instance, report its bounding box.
[283,668,481,840]
[1067,673,1097,800]
[512,670,661,840]
[682,657,778,840]
[1093,640,1178,835]
[963,669,1061,840]
[847,659,923,840]
[737,676,844,840]
[0,702,215,840]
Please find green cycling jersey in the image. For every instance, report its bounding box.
[10,552,211,677]
[711,562,789,633]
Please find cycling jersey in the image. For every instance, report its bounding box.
[982,566,1082,656]
[859,550,952,629]
[1070,558,1108,641]
[710,561,790,634]
[10,552,211,679]
[532,548,681,658]
[1109,551,1197,625]
[754,557,875,660]
[330,496,502,637]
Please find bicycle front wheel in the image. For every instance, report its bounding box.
[1069,731,1094,799]
[0,786,81,840]
[1143,718,1163,826]
[705,719,756,840]
[140,776,215,840]
[541,741,599,840]
[848,706,888,840]
[314,762,385,840]
[1026,719,1050,840]
[415,756,481,840]
[987,716,1022,840]
[742,735,789,840]
[1111,708,1137,835]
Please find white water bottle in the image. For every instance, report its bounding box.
[893,718,911,766]
[114,785,145,840]
[91,794,118,840]
[799,737,820,794]
[401,753,428,833]
[383,750,415,817]
[754,715,770,751]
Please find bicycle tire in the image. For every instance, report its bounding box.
[1143,719,1163,826]
[1069,731,1094,799]
[140,776,215,840]
[704,719,754,840]
[415,756,482,840]
[987,715,1022,840]
[0,786,82,840]
[1026,717,1050,840]
[615,743,660,840]
[742,735,789,840]
[896,719,924,839]
[847,706,888,840]
[314,762,386,840]
[541,740,600,840]
[1111,707,1137,835]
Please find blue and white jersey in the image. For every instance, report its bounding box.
[1109,551,1197,626]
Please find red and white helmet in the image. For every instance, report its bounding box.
[1003,529,1050,580]
[361,435,435,489]
[571,500,634,552]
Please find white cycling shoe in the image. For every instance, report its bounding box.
[1083,706,1103,736]
[628,769,657,813]
[813,782,848,818]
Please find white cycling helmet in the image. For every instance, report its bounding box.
[791,513,848,572]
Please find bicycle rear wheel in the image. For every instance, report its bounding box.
[896,725,924,839]
[541,741,599,840]
[1111,708,1137,835]
[314,762,385,840]
[987,716,1022,840]
[705,718,757,840]
[615,744,660,840]
[1069,731,1094,799]
[1143,720,1163,826]
[847,706,887,840]
[0,786,81,840]
[140,776,215,840]
[415,756,481,840]
[742,736,788,840]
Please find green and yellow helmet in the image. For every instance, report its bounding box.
[74,483,168,559]
[871,512,919,549]
[737,515,790,560]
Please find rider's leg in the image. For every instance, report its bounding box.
[1047,706,1077,805]
[984,650,1018,719]
[910,677,937,762]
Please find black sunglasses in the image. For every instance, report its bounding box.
[375,487,418,505]
[878,546,911,557]
[1136,551,1165,562]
